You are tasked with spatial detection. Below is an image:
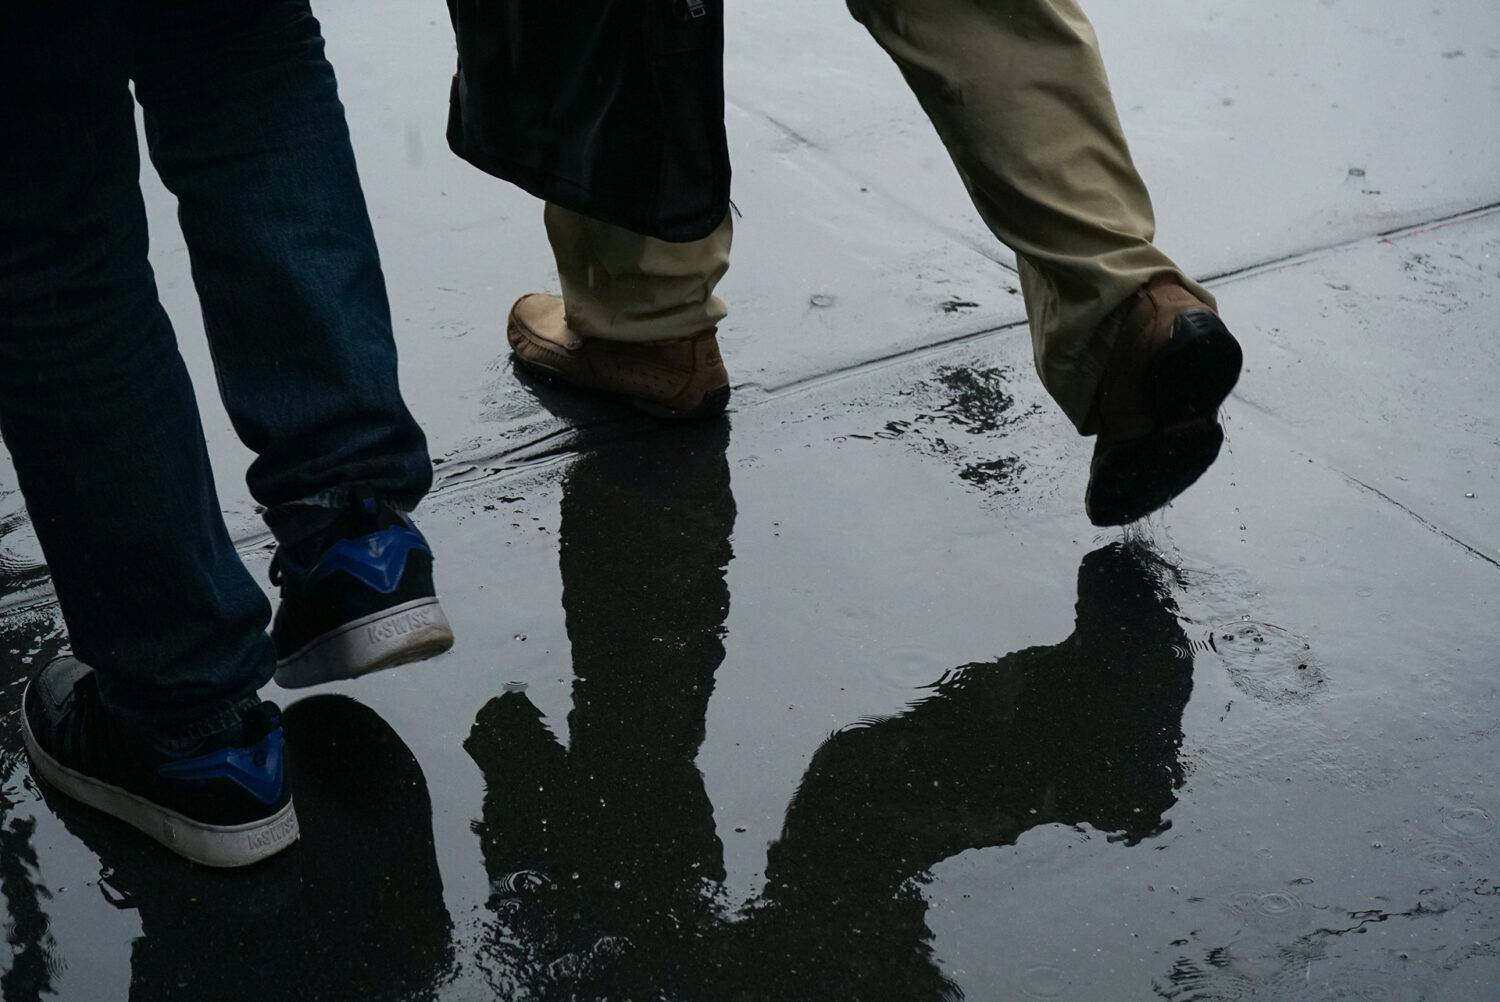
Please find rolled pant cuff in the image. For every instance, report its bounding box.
[263,483,423,549]
[109,689,268,756]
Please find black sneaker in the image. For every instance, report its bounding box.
[270,494,454,689]
[21,657,299,868]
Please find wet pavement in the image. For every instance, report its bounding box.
[3,2,1499,1000]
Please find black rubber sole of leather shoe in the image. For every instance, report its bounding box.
[1086,309,1243,527]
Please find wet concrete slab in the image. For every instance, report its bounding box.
[2,2,1499,999]
[1215,208,1500,561]
[727,0,1500,277]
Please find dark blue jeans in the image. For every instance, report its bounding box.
[0,1,432,736]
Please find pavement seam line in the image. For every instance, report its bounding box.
[726,95,1022,275]
[1337,473,1500,572]
[747,198,1500,403]
[1199,200,1500,286]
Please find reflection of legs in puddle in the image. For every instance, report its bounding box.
[725,544,1194,1000]
[0,617,68,1002]
[32,695,451,1001]
[0,813,57,1002]
[466,423,735,997]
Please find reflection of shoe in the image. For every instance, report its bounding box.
[22,657,298,868]
[507,293,731,420]
[42,803,301,1002]
[282,695,454,995]
[271,493,453,689]
[1086,278,1243,526]
[1073,541,1178,636]
[37,695,451,998]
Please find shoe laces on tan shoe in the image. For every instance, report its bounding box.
[506,294,730,421]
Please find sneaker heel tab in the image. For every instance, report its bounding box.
[38,656,95,710]
[306,526,428,594]
[157,729,287,806]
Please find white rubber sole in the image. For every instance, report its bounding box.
[20,685,300,868]
[273,597,454,690]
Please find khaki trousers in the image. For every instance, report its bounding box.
[543,0,1215,431]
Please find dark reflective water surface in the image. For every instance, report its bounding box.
[5,369,1494,1000]
[2,366,1500,996]
[7,690,453,1001]
[467,425,735,999]
[463,426,1195,1000]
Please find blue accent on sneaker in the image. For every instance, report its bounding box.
[302,525,431,595]
[158,728,287,806]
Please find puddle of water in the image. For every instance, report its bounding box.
[1019,962,1067,998]
[1440,804,1494,837]
[1224,888,1312,933]
[1205,620,1325,700]
[2,338,1498,1001]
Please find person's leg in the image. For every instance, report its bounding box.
[131,0,432,543]
[544,203,733,343]
[2,4,296,867]
[849,0,1242,524]
[503,206,734,420]
[846,0,1215,429]
[0,3,273,732]
[131,0,453,685]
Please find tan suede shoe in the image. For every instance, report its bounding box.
[1085,277,1243,526]
[506,294,731,421]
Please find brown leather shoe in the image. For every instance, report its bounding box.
[506,294,731,421]
[1085,277,1243,526]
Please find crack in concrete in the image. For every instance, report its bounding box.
[748,199,1500,400]
[1339,473,1500,571]
[726,95,1021,274]
[1232,395,1500,573]
[1201,201,1500,287]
